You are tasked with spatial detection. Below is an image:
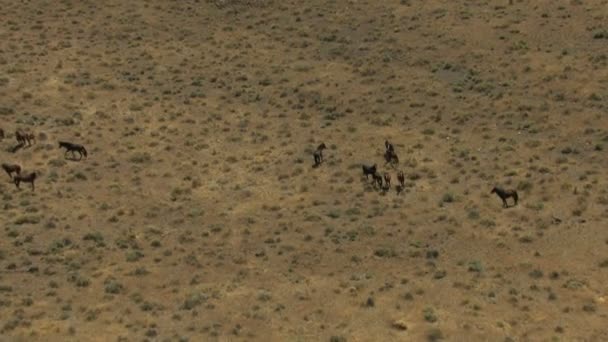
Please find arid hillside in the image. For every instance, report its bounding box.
[1,0,608,341]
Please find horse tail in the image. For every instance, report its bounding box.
[513,191,519,203]
[82,146,88,157]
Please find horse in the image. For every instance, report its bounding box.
[313,143,327,167]
[15,129,34,146]
[372,172,383,188]
[385,140,395,154]
[13,172,36,191]
[362,163,377,179]
[25,132,35,145]
[383,172,391,189]
[2,163,21,179]
[59,141,88,160]
[0,128,4,140]
[15,129,27,146]
[384,150,399,165]
[491,187,519,208]
[397,170,405,188]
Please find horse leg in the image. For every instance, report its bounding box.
[502,198,507,208]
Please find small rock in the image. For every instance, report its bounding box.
[392,319,408,330]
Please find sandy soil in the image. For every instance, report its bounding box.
[1,0,608,341]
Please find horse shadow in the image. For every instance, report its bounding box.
[65,155,84,162]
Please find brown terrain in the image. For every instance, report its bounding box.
[1,0,608,341]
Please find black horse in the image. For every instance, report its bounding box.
[362,163,377,179]
[14,172,36,191]
[313,143,327,167]
[2,163,21,179]
[59,141,88,160]
[491,187,519,208]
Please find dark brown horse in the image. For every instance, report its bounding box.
[397,170,405,188]
[2,163,21,179]
[14,172,36,191]
[384,150,399,165]
[15,129,26,145]
[491,187,518,208]
[313,143,327,167]
[385,140,395,154]
[384,140,398,165]
[15,129,35,146]
[0,128,4,140]
[59,141,88,160]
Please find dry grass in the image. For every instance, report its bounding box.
[1,0,608,341]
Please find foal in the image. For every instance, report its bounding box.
[383,172,391,189]
[2,163,21,179]
[59,141,88,160]
[313,143,327,166]
[491,186,519,208]
[397,170,405,188]
[14,172,36,191]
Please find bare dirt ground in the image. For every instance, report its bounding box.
[1,0,608,341]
